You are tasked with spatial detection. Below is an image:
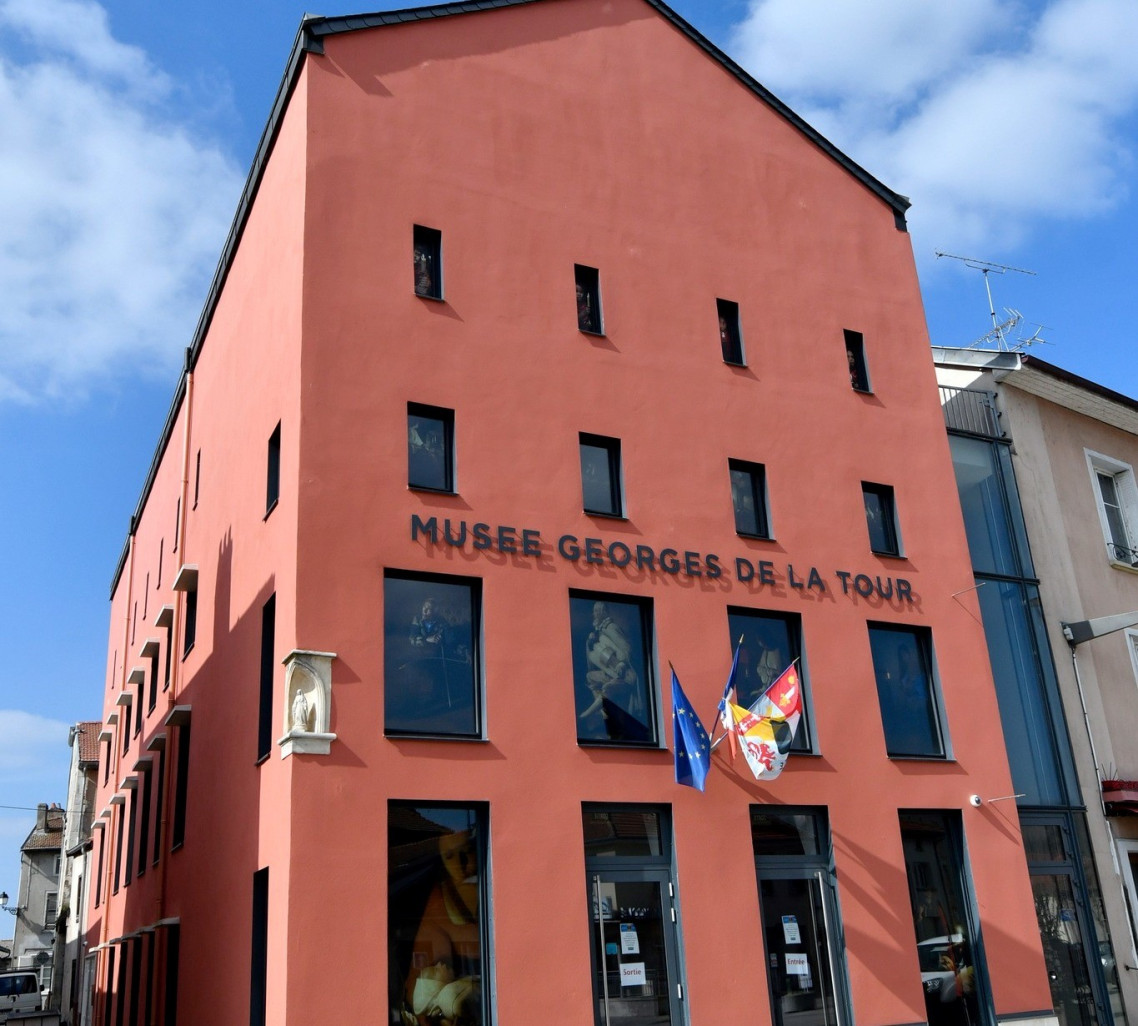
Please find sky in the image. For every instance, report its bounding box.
[2,0,1138,901]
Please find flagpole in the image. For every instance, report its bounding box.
[711,656,800,753]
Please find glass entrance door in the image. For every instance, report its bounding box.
[759,873,843,1026]
[588,870,681,1026]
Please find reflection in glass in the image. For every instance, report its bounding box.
[583,809,664,860]
[727,608,808,751]
[1031,872,1098,1026]
[580,435,621,516]
[384,573,479,737]
[389,804,485,1026]
[572,594,655,745]
[900,812,990,1026]
[588,877,673,1026]
[863,483,898,555]
[408,406,453,492]
[750,809,823,858]
[868,625,942,757]
[729,461,768,538]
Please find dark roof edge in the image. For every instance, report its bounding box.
[1021,354,1138,413]
[110,15,322,598]
[112,0,910,596]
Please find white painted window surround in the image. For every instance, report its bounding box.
[1085,449,1138,567]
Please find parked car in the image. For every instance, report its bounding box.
[0,970,42,1022]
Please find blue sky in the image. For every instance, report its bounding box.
[2,0,1137,900]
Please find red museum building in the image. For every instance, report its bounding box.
[87,1,1059,1024]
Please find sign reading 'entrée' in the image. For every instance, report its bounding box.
[410,514,915,604]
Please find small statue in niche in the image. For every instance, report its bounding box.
[291,687,310,732]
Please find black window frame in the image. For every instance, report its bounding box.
[250,867,269,1026]
[845,329,871,392]
[868,622,946,759]
[413,225,443,300]
[182,589,197,658]
[387,801,492,1026]
[717,298,744,365]
[265,422,281,516]
[862,481,901,556]
[729,459,770,539]
[257,595,276,763]
[727,606,812,753]
[579,432,623,518]
[574,263,603,334]
[171,722,191,851]
[571,590,659,748]
[383,569,483,740]
[407,403,455,494]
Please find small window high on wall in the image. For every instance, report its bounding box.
[413,225,442,299]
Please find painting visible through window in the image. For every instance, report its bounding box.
[571,593,655,745]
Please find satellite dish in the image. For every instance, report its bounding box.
[34,950,50,965]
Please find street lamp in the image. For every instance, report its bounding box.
[0,891,23,915]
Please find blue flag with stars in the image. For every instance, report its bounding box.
[672,669,711,791]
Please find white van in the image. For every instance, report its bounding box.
[0,970,42,1022]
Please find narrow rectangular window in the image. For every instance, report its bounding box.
[729,459,769,538]
[183,589,197,657]
[868,623,944,758]
[257,595,276,762]
[173,498,180,552]
[143,574,149,619]
[131,602,137,645]
[122,705,132,754]
[171,722,191,849]
[124,789,136,883]
[571,591,658,746]
[265,422,281,515]
[157,538,163,589]
[579,433,622,517]
[574,264,602,333]
[728,607,810,752]
[717,298,744,365]
[1088,454,1138,566]
[863,481,900,555]
[250,867,269,1026]
[148,652,159,712]
[163,622,172,691]
[44,890,58,925]
[113,806,124,894]
[163,923,181,1026]
[152,747,165,866]
[407,403,455,493]
[193,449,201,507]
[138,765,151,875]
[413,225,443,299]
[94,824,105,906]
[384,571,482,738]
[103,947,115,1026]
[127,934,143,1026]
[388,803,489,1025]
[845,329,870,391]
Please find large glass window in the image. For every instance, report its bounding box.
[389,803,488,1026]
[571,592,656,746]
[974,579,1076,805]
[582,806,682,1026]
[949,434,1034,578]
[408,404,455,493]
[899,811,992,1026]
[727,607,810,752]
[384,572,481,738]
[868,624,944,758]
[751,808,850,1026]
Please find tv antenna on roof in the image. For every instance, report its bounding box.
[935,251,1048,352]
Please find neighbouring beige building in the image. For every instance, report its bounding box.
[937,347,1138,1026]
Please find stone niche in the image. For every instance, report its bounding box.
[279,649,337,758]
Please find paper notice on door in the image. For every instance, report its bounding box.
[620,922,640,954]
[781,915,801,945]
[785,952,810,976]
[620,962,647,987]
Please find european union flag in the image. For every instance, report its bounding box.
[672,669,711,791]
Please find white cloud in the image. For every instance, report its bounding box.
[729,0,1138,255]
[0,710,70,780]
[0,0,244,404]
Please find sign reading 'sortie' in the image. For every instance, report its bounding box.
[410,514,916,605]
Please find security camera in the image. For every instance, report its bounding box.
[968,794,983,808]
